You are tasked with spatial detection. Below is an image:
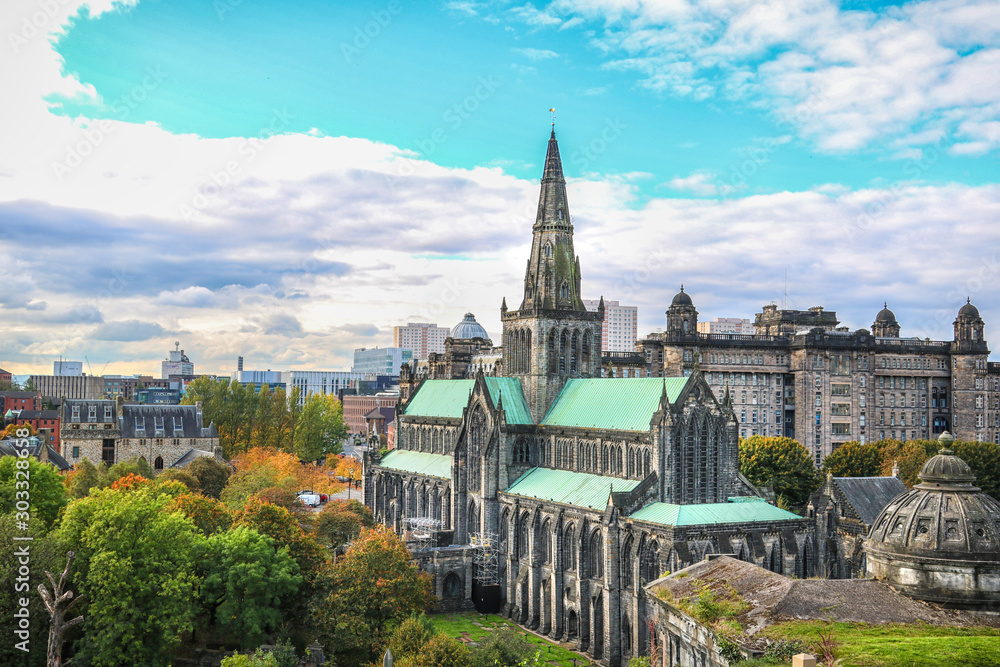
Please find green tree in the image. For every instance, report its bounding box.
[168,492,233,535]
[200,526,302,648]
[412,633,471,667]
[294,393,347,461]
[312,526,433,666]
[220,650,279,667]
[233,497,328,581]
[106,457,155,484]
[186,456,232,499]
[821,441,884,478]
[739,436,820,507]
[952,440,1000,501]
[0,455,68,528]
[64,458,106,498]
[470,626,536,667]
[877,439,937,486]
[313,499,375,550]
[55,486,203,667]
[157,467,201,491]
[221,464,299,510]
[387,613,434,663]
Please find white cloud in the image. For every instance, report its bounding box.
[665,171,734,197]
[513,47,560,59]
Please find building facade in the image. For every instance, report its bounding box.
[364,131,819,666]
[394,322,450,359]
[161,342,194,379]
[60,397,220,469]
[343,394,400,436]
[30,374,105,401]
[696,317,754,335]
[352,347,413,375]
[584,299,639,352]
[281,370,367,406]
[637,296,996,463]
[53,360,84,376]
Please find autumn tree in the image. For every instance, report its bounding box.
[0,454,68,528]
[295,393,347,461]
[2,422,36,437]
[312,526,433,666]
[739,436,819,507]
[313,499,375,551]
[169,492,233,535]
[64,458,105,499]
[222,447,339,509]
[876,439,937,486]
[199,526,302,648]
[55,486,203,667]
[156,467,201,491]
[952,440,1000,500]
[232,496,328,581]
[821,441,884,478]
[187,454,232,499]
[412,633,471,667]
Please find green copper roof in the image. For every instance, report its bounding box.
[483,377,532,425]
[403,380,475,419]
[630,501,801,526]
[403,378,533,425]
[379,449,453,479]
[505,467,640,510]
[541,377,689,432]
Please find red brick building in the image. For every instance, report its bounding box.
[1,391,42,415]
[0,369,12,385]
[342,394,398,435]
[14,409,60,448]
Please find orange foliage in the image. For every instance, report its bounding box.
[231,446,342,495]
[110,473,152,491]
[335,456,362,481]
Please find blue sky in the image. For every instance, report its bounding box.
[1,0,999,374]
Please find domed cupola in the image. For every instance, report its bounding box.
[450,313,490,341]
[953,297,986,347]
[866,432,1000,609]
[666,285,698,336]
[872,302,900,338]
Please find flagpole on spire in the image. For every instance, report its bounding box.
[549,107,556,130]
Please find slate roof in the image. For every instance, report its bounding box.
[505,467,641,510]
[0,391,40,399]
[120,404,217,439]
[379,449,453,479]
[15,410,59,420]
[403,378,533,425]
[170,449,218,468]
[541,377,689,431]
[0,437,71,471]
[833,476,907,525]
[630,500,801,526]
[62,399,118,422]
[364,406,395,420]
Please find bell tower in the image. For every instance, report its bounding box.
[502,128,604,422]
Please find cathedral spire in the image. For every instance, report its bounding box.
[520,129,584,311]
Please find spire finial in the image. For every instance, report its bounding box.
[967,296,971,304]
[680,284,685,292]
[549,107,556,129]
[884,301,887,308]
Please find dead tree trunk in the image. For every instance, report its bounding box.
[38,551,84,667]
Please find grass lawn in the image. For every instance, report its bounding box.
[429,612,598,666]
[759,621,1000,667]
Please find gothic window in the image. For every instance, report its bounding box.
[570,330,579,375]
[540,519,552,563]
[499,512,509,553]
[563,525,576,570]
[627,447,635,476]
[583,331,593,374]
[513,439,530,464]
[548,330,557,373]
[640,540,660,583]
[543,243,552,258]
[154,456,163,471]
[642,449,651,477]
[621,536,634,589]
[468,407,487,493]
[468,498,479,534]
[559,330,568,374]
[560,281,569,299]
[518,513,531,560]
[524,330,531,373]
[443,572,462,599]
[557,208,564,220]
[589,530,604,579]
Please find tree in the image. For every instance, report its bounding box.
[39,551,85,667]
[106,457,155,484]
[412,633,471,667]
[220,651,279,667]
[739,436,820,507]
[952,440,1000,501]
[387,613,434,663]
[470,626,536,667]
[876,439,937,487]
[55,486,203,667]
[3,422,36,437]
[156,467,201,491]
[64,458,105,499]
[821,441,884,478]
[168,492,232,535]
[200,526,302,648]
[233,496,328,580]
[312,526,433,666]
[313,499,375,551]
[186,456,232,499]
[0,455,68,528]
[295,393,347,461]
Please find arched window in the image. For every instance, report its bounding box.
[518,514,531,560]
[513,439,530,464]
[563,525,576,570]
[154,456,163,471]
[589,529,603,579]
[540,520,551,564]
[582,330,592,374]
[621,536,634,589]
[640,540,659,583]
[443,572,462,599]
[570,330,579,375]
[499,512,509,553]
[548,330,557,373]
[560,281,569,299]
[468,407,486,493]
[543,242,552,258]
[559,330,568,374]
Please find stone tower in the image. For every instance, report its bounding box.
[666,286,698,337]
[501,129,603,422]
[872,303,901,338]
[950,299,989,441]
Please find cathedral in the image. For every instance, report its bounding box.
[363,130,824,665]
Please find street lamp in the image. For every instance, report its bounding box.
[347,467,356,500]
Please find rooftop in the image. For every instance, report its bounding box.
[505,467,640,510]
[541,377,688,431]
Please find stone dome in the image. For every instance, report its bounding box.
[866,432,1000,609]
[450,313,489,340]
[671,285,693,307]
[958,298,980,319]
[875,303,897,323]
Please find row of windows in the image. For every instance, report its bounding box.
[706,372,779,386]
[739,410,782,424]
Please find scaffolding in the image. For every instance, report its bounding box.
[405,517,442,552]
[470,531,499,585]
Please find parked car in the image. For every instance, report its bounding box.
[297,491,321,507]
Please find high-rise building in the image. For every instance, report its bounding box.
[352,347,413,375]
[281,370,368,405]
[53,360,83,376]
[393,322,449,359]
[697,317,755,335]
[161,342,194,379]
[583,299,637,352]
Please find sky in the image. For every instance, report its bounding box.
[1,0,999,376]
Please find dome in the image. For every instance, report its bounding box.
[671,285,693,307]
[450,313,489,340]
[875,303,897,323]
[865,432,1000,609]
[958,298,980,319]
